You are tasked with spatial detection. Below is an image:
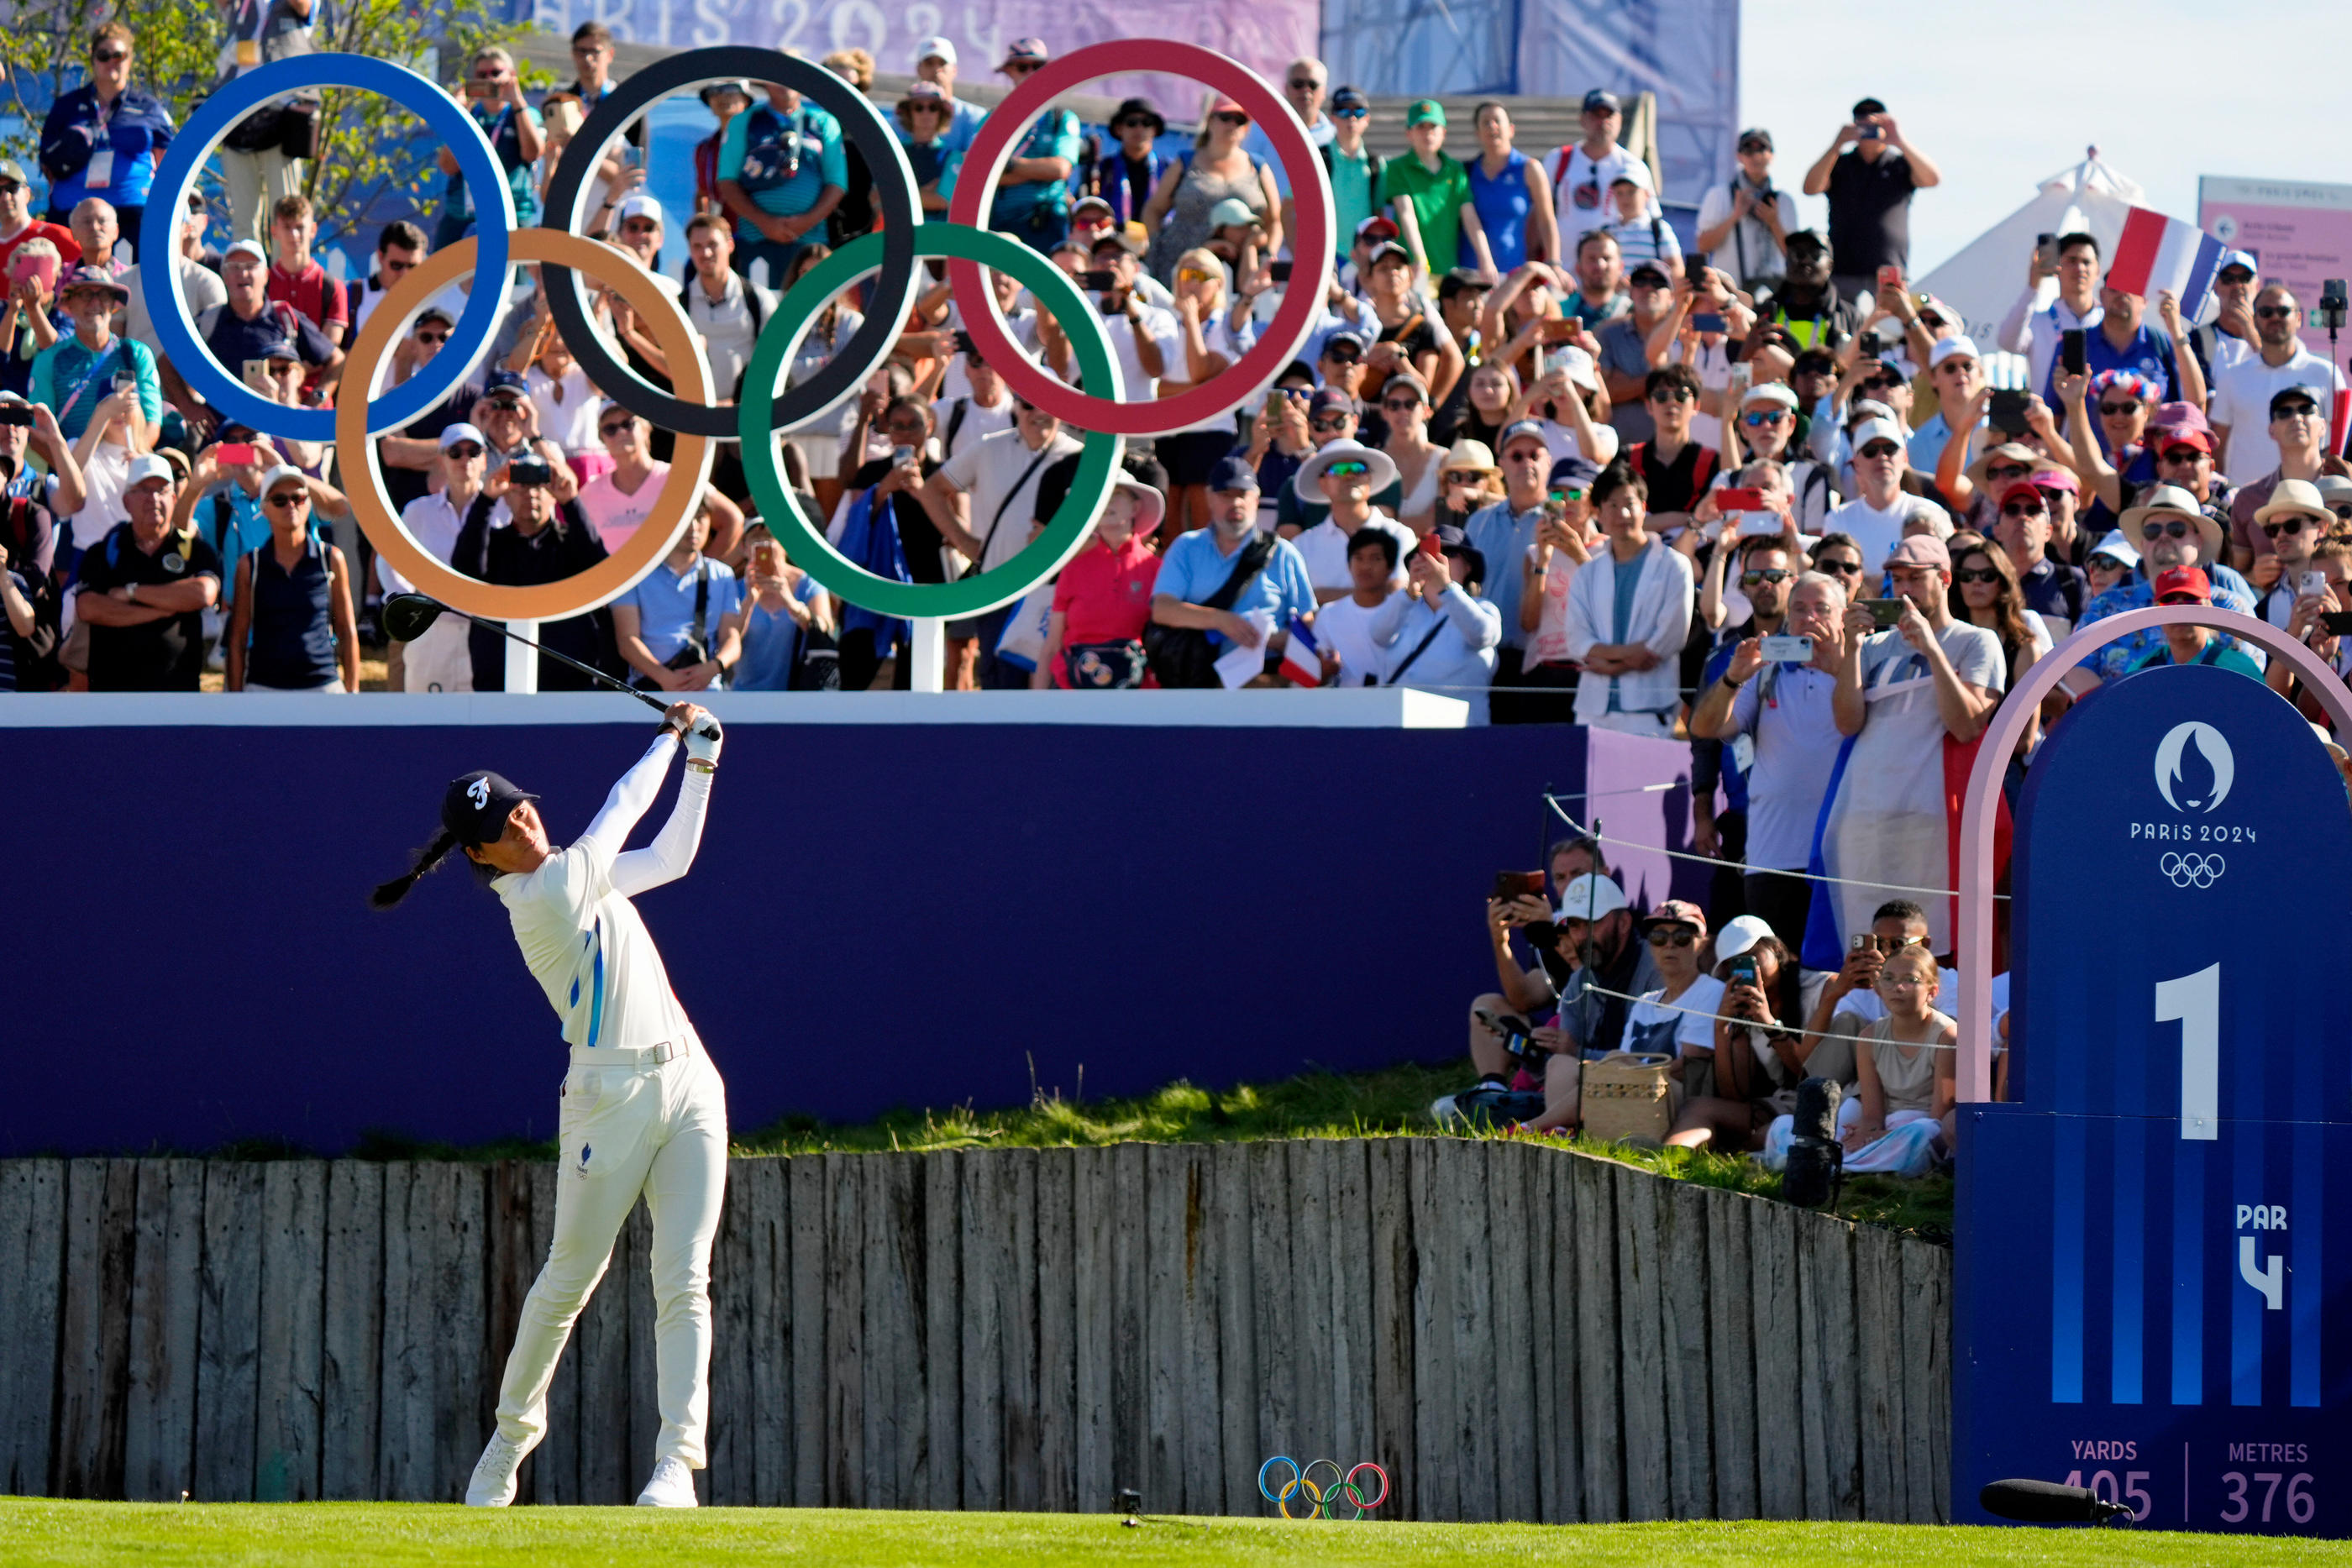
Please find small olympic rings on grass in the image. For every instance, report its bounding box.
[538,46,921,439]
[945,39,1334,437]
[141,55,515,443]
[1257,1455,1389,1518]
[334,229,714,622]
[737,223,1121,621]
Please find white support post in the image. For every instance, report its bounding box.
[910,616,944,693]
[504,620,538,694]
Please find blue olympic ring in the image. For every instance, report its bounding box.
[141,55,513,443]
[1257,1455,1389,1518]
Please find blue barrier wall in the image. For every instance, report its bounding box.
[4,711,1695,1155]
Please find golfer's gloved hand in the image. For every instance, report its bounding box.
[685,714,723,766]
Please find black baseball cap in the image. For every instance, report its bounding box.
[1438,267,1491,301]
[2271,385,2323,418]
[1549,455,1600,490]
[443,771,538,849]
[485,368,528,399]
[1851,97,1887,118]
[1208,454,1260,494]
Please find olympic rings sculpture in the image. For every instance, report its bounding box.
[130,44,1334,628]
[1257,1455,1389,1519]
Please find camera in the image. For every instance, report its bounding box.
[2321,279,2347,333]
[1473,1008,1544,1066]
[1782,1077,1844,1207]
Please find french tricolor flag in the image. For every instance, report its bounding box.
[1279,615,1325,687]
[2107,207,2227,322]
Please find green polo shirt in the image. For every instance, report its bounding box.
[1383,152,1471,271]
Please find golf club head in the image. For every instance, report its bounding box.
[381,594,448,642]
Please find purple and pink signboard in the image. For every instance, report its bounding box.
[2198,175,2352,364]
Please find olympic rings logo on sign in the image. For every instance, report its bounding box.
[1257,1455,1389,1519]
[2160,852,2225,889]
[132,45,1333,630]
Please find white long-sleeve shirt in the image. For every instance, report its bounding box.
[494,734,712,1052]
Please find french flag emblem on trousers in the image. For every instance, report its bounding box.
[2106,206,2226,322]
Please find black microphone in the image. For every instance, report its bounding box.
[1980,1478,2136,1524]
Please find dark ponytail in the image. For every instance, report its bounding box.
[370,829,462,910]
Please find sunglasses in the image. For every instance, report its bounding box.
[445,443,484,459]
[2160,446,2209,463]
[1004,61,1043,74]
[1310,412,1352,429]
[1213,112,1251,127]
[1956,566,2002,585]
[415,330,449,344]
[1649,387,1695,404]
[1818,558,1862,575]
[1548,487,1585,505]
[1741,410,1789,427]
[1865,933,1929,954]
[1859,442,1900,459]
[1738,141,1770,154]
[1999,500,2045,518]
[2260,516,2312,536]
[92,47,128,62]
[2275,405,2319,420]
[621,219,661,233]
[1382,396,1422,412]
[1442,472,1486,486]
[1289,77,1323,90]
[909,103,945,115]
[2097,401,2141,417]
[0,181,20,197]
[265,490,309,508]
[1323,347,1362,364]
[2140,519,2192,540]
[1740,568,1793,586]
[1115,118,1155,130]
[1645,928,1699,948]
[1323,459,1371,477]
[1983,464,2030,483]
[1176,268,1217,285]
[2255,305,2298,320]
[2155,593,2207,606]
[1860,376,1903,392]
[1333,107,1368,119]
[598,421,637,438]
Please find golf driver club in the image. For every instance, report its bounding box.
[381,592,669,712]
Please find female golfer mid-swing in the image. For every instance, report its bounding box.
[372,700,727,1508]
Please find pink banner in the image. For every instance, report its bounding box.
[2198,174,2352,365]
[530,0,1320,128]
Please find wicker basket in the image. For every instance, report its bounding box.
[1579,1051,1682,1143]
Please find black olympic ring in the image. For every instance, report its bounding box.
[2159,852,2224,889]
[538,46,920,438]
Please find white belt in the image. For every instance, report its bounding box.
[570,1037,689,1068]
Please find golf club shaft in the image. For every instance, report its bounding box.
[459,609,670,712]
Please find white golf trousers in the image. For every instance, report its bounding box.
[493,1041,730,1468]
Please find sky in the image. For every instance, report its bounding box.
[1740,0,2349,276]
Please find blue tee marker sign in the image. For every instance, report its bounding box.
[1955,663,2351,1534]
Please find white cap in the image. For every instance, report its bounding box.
[614,192,664,227]
[438,422,486,451]
[1740,380,1800,412]
[257,463,308,496]
[1929,334,1981,370]
[1851,417,1908,454]
[1556,873,1629,923]
[1608,159,1655,192]
[913,34,956,66]
[2088,528,2138,565]
[1714,914,1776,964]
[224,238,267,263]
[1553,343,1598,391]
[125,453,175,490]
[1848,398,1897,427]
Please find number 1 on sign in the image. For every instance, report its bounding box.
[2155,963,2219,1141]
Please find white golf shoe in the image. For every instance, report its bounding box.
[465,1430,533,1507]
[636,1455,699,1508]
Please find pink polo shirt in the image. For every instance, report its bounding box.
[1047,536,1160,687]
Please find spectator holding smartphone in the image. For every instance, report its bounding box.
[1516,454,1601,716]
[33,265,154,446]
[1800,98,1940,307]
[1995,231,2102,397]
[1370,524,1500,716]
[1821,417,1950,570]
[435,48,544,247]
[2225,383,2345,575]
[1667,919,1800,1151]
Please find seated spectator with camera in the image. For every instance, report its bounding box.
[1768,940,1954,1176]
[1667,915,1806,1151]
[1620,899,1722,1059]
[71,454,218,691]
[1518,873,1667,1134]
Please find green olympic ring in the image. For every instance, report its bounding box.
[738,223,1123,620]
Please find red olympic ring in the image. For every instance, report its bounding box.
[945,40,1333,437]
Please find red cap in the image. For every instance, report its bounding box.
[1998,480,2050,510]
[2152,564,2212,604]
[2159,427,2215,456]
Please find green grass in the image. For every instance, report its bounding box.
[227,1057,1953,1243]
[0,1500,2340,1566]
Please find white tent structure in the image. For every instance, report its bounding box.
[1915,152,2145,384]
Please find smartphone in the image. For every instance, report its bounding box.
[8,249,55,296]
[1418,528,1445,561]
[1715,487,1766,512]
[2035,232,2057,269]
[1537,317,1578,343]
[240,358,276,391]
[1863,597,1905,628]
[216,441,258,466]
[1269,259,1294,284]
[1759,633,1814,662]
[891,444,916,466]
[112,371,137,395]
[1491,870,1546,901]
[1987,388,2031,434]
[1876,264,1903,296]
[1851,932,1874,953]
[1684,254,1705,285]
[2322,611,2352,636]
[1730,955,1758,986]
[0,406,33,428]
[2302,571,2329,597]
[1734,511,1784,539]
[1079,269,1119,291]
[952,328,978,357]
[1691,311,1727,335]
[2061,328,2087,376]
[1858,122,1883,142]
